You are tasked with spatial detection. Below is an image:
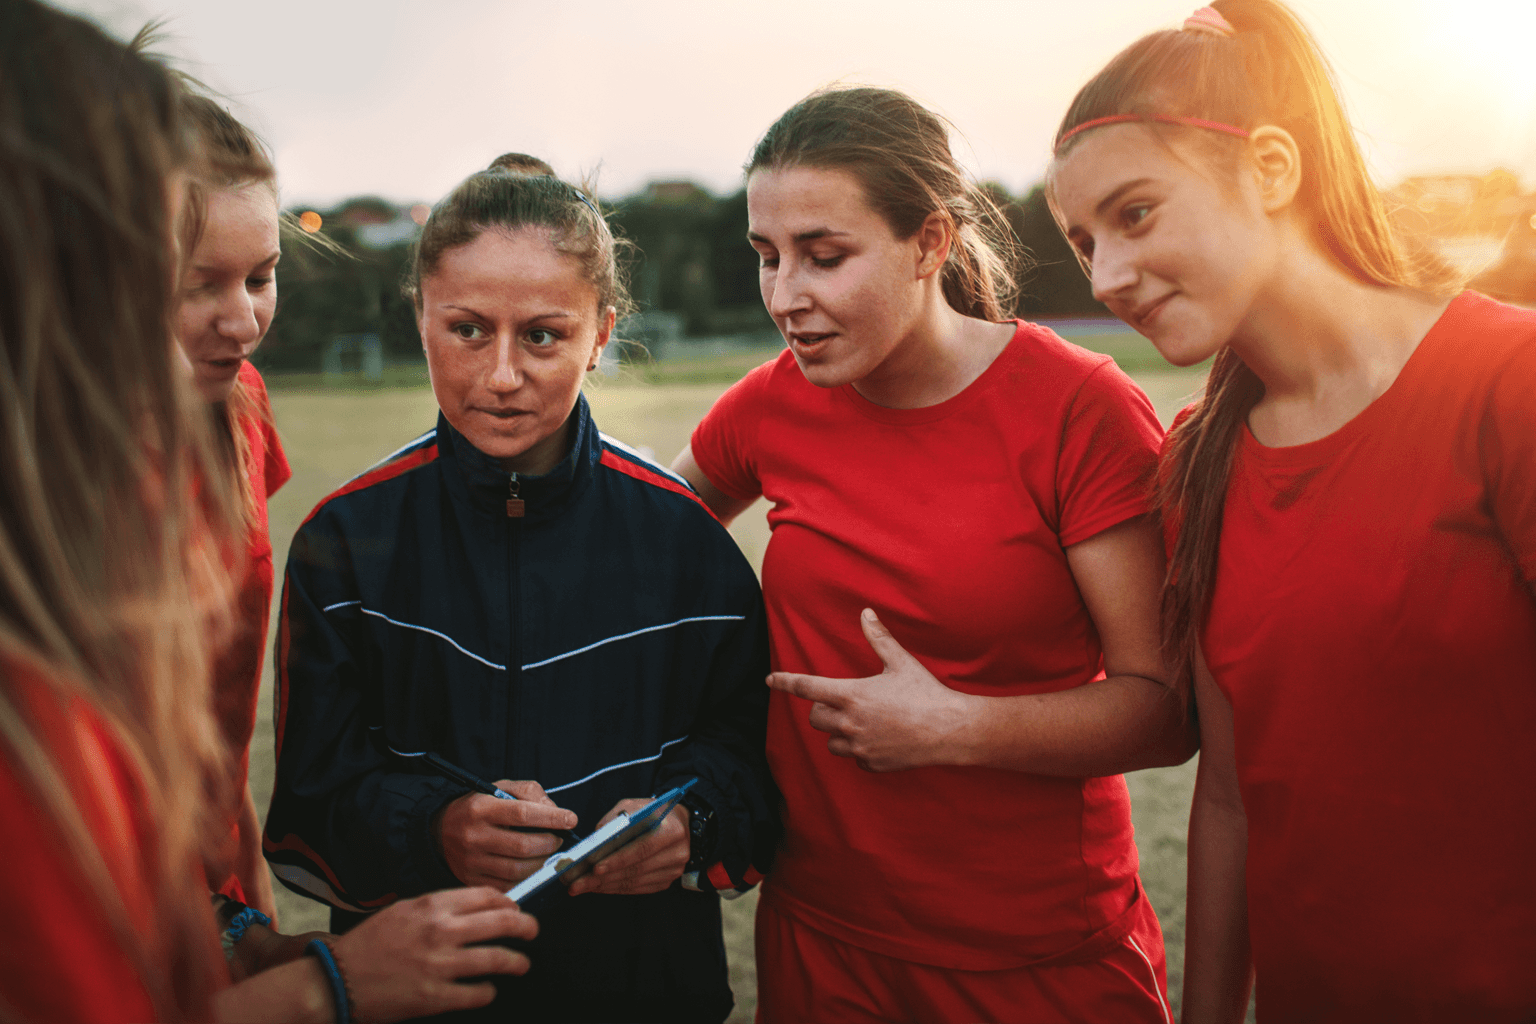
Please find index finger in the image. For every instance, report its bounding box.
[454,900,540,946]
[766,671,853,706]
[496,779,556,805]
[479,795,578,832]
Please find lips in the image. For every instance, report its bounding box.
[201,356,244,375]
[1131,293,1174,330]
[787,331,836,357]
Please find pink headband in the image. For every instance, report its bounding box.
[1183,6,1236,37]
[1054,113,1249,153]
[1054,7,1246,153]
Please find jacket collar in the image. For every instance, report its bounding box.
[437,393,599,521]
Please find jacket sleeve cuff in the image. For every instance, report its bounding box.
[407,781,473,892]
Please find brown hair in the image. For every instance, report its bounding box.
[179,91,279,526]
[0,3,234,1017]
[1051,0,1461,679]
[747,86,1025,322]
[487,152,556,177]
[407,154,633,319]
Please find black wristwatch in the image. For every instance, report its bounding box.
[679,787,718,873]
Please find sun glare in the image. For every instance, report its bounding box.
[1416,0,1536,112]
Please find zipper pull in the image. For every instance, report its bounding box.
[506,473,525,518]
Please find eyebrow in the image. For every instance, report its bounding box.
[189,250,282,276]
[1094,178,1154,217]
[746,228,849,244]
[440,305,580,321]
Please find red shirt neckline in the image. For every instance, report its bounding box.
[1238,291,1472,468]
[835,320,1031,426]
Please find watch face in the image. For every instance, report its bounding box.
[679,788,717,873]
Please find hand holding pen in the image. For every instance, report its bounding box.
[429,762,580,891]
[420,753,578,842]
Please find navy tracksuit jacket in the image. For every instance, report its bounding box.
[264,396,778,1022]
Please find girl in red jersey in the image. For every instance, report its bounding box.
[174,92,290,925]
[673,87,1194,1023]
[1048,3,1536,1021]
[0,5,541,1020]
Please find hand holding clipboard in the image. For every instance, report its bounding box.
[508,781,696,912]
[402,749,697,910]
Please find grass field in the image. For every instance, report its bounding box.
[250,351,1219,1021]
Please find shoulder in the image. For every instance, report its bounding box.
[236,361,278,429]
[708,349,810,417]
[300,426,442,530]
[237,363,291,495]
[996,320,1159,429]
[238,359,270,397]
[596,432,719,522]
[995,320,1147,407]
[1429,291,1536,372]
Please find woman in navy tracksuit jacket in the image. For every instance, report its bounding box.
[264,163,778,1024]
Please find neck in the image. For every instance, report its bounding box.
[501,407,576,477]
[1228,236,1452,446]
[852,284,1012,410]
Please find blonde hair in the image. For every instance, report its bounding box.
[0,4,238,1017]
[180,91,279,529]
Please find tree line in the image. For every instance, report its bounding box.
[257,182,1106,372]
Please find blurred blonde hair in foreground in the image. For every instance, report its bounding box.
[0,0,241,1016]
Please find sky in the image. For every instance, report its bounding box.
[59,0,1536,208]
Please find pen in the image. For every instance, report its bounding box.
[420,751,578,841]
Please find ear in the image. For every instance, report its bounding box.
[589,305,616,370]
[913,210,953,280]
[1247,126,1302,214]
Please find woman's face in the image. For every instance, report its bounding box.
[174,183,280,402]
[1050,125,1277,367]
[418,226,612,475]
[747,165,928,389]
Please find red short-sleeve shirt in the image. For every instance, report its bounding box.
[1200,292,1536,1020]
[0,660,176,1022]
[691,320,1165,968]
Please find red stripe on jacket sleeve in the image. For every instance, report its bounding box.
[274,575,292,760]
[598,450,718,520]
[262,831,397,908]
[301,446,439,527]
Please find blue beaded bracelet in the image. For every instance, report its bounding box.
[305,938,352,1024]
[220,905,271,955]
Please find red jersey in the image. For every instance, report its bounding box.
[691,321,1165,969]
[1201,292,1536,1020]
[207,361,290,900]
[0,658,174,1022]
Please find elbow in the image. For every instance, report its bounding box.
[1124,682,1201,770]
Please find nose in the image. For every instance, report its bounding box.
[215,288,262,351]
[485,332,523,393]
[766,261,810,319]
[1089,241,1138,304]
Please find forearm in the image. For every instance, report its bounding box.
[1181,778,1253,1024]
[266,767,468,905]
[214,956,334,1024]
[950,673,1196,776]
[236,788,278,921]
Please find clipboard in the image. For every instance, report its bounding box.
[506,779,696,913]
